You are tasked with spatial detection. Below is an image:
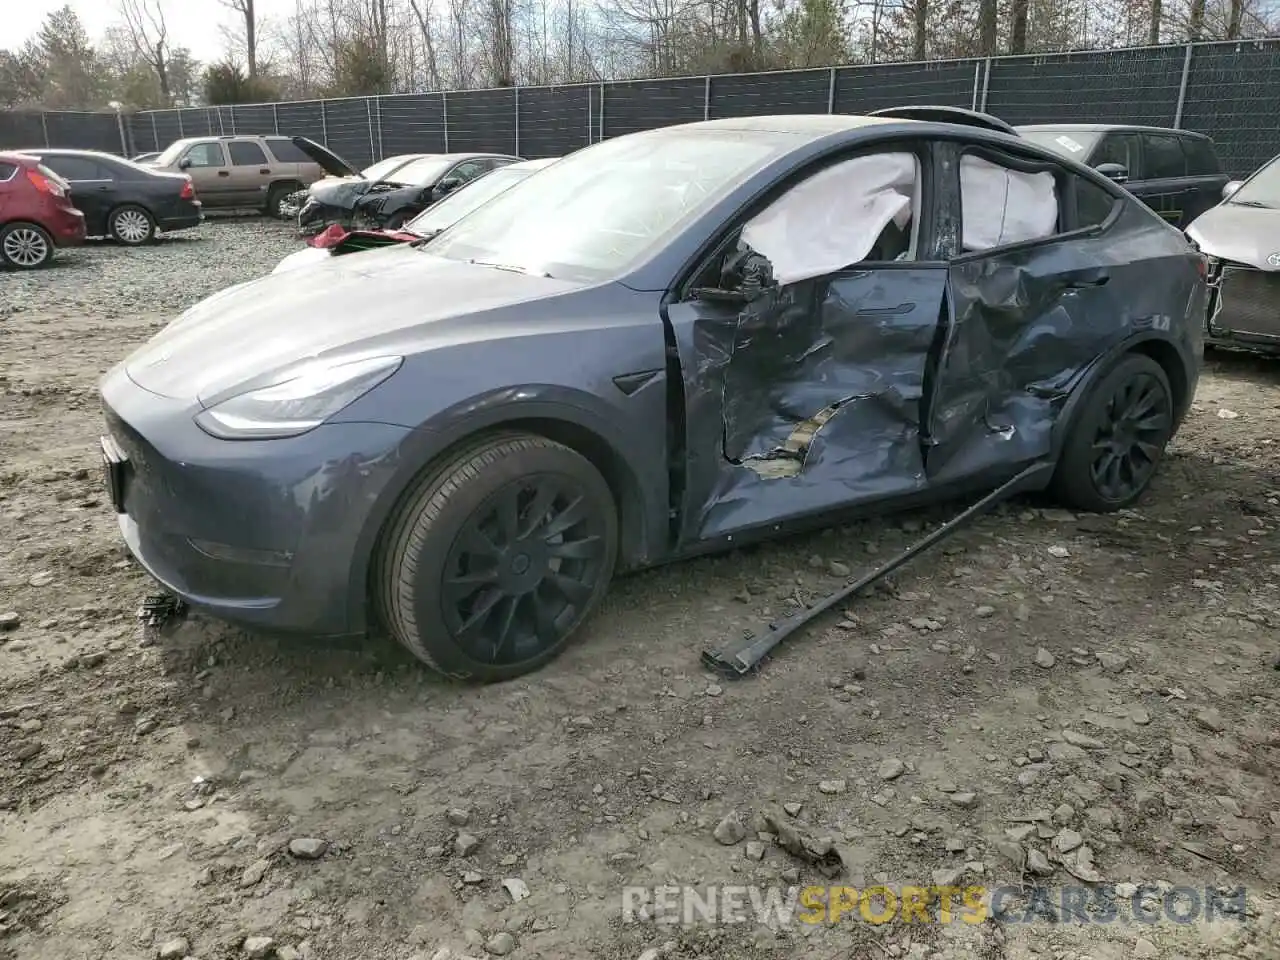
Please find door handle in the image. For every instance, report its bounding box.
[1064,268,1110,288]
[217,170,230,177]
[259,168,270,174]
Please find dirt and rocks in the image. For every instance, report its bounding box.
[2,219,1279,960]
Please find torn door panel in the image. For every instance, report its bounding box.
[676,268,946,541]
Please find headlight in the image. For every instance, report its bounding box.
[194,355,402,440]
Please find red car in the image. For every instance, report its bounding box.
[0,150,86,269]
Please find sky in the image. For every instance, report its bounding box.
[10,0,297,65]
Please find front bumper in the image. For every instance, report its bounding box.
[100,364,413,635]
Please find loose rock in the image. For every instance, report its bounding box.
[288,838,328,860]
[818,779,846,795]
[878,758,905,781]
[446,807,471,826]
[157,938,190,959]
[745,840,766,861]
[485,932,516,956]
[1034,648,1056,669]
[501,878,530,902]
[713,813,746,845]
[239,858,271,888]
[0,612,19,632]
[455,833,482,857]
[243,936,275,958]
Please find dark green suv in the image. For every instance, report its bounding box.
[1016,123,1228,229]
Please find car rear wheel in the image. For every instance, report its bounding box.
[110,205,155,245]
[1051,353,1174,512]
[0,223,55,269]
[376,433,618,681]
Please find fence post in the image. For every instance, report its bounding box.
[586,86,593,145]
[979,58,993,111]
[599,82,605,141]
[273,103,280,135]
[1174,43,1194,128]
[442,92,449,151]
[971,61,981,110]
[365,98,376,162]
[177,110,184,137]
[151,113,159,150]
[320,100,328,145]
[229,106,237,135]
[514,86,521,156]
[40,111,49,147]
[827,67,836,113]
[703,75,711,121]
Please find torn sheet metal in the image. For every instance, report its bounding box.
[925,209,1167,484]
[741,152,917,285]
[672,268,947,541]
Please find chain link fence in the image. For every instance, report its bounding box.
[3,39,1278,177]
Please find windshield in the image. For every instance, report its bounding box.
[380,155,457,186]
[360,156,423,182]
[1018,129,1100,161]
[407,165,538,236]
[153,140,190,166]
[1229,155,1280,208]
[426,132,788,282]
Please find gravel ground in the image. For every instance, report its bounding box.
[2,218,1280,960]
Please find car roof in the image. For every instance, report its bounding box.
[508,157,558,170]
[0,151,41,165]
[658,115,905,139]
[10,147,118,157]
[1017,123,1213,141]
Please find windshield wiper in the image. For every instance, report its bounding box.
[467,258,550,277]
[1229,199,1273,209]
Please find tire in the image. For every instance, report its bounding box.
[0,222,55,269]
[375,432,618,681]
[265,182,300,219]
[1050,352,1174,512]
[109,205,155,245]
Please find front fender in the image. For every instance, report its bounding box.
[344,384,671,634]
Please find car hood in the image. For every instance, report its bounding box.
[307,176,372,208]
[1186,203,1280,271]
[123,246,580,406]
[293,137,358,178]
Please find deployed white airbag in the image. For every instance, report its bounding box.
[960,155,1058,251]
[740,152,917,286]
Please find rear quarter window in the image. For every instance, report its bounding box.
[1142,134,1187,179]
[0,161,17,181]
[264,139,313,163]
[1181,137,1221,176]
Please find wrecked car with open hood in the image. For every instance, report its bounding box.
[99,111,1204,683]
[296,152,521,234]
[273,157,560,275]
[1186,153,1280,355]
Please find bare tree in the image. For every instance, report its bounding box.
[220,0,258,76]
[119,0,170,103]
[408,0,442,88]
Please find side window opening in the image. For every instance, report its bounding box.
[958,152,1059,253]
[1142,134,1187,180]
[185,143,225,168]
[735,151,923,287]
[228,140,268,166]
[1181,137,1221,176]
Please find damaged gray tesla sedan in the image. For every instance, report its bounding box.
[1186,154,1280,354]
[99,112,1205,681]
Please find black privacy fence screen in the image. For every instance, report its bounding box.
[2,39,1278,178]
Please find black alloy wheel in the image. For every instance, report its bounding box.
[1051,352,1174,512]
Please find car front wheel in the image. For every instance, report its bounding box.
[0,222,55,269]
[109,205,156,245]
[1051,352,1174,512]
[376,433,618,681]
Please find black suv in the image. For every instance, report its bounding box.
[1015,124,1227,229]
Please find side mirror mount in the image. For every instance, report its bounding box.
[1222,180,1243,201]
[1095,162,1129,184]
[178,157,192,170]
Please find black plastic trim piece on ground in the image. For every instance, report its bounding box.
[700,460,1055,677]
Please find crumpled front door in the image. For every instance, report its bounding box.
[670,266,949,542]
